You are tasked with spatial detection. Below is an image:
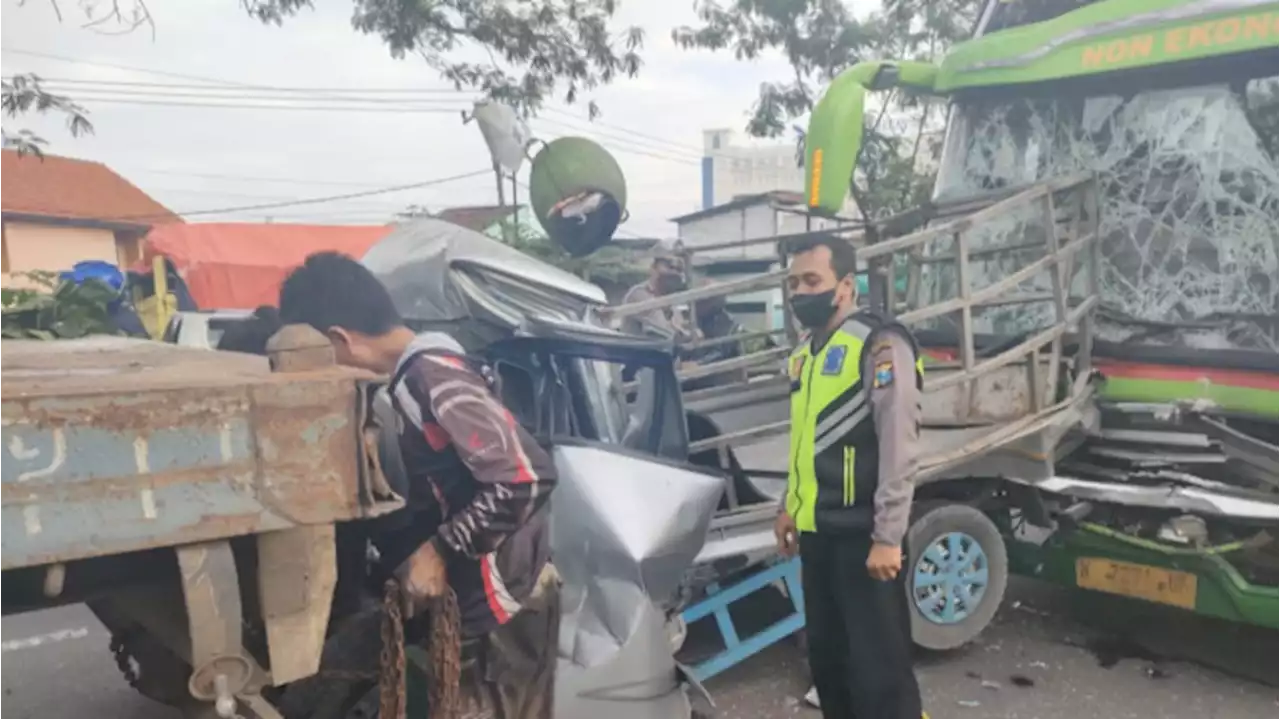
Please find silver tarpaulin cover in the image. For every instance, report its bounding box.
[361,218,605,330]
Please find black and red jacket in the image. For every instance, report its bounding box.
[381,333,556,637]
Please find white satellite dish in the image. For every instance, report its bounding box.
[471,100,532,175]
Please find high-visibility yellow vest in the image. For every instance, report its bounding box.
[785,313,923,534]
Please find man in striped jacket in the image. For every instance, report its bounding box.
[280,252,559,719]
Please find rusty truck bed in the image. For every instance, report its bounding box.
[1,337,383,571]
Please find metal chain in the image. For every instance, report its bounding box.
[318,581,462,718]
[377,580,408,719]
[425,589,461,719]
[108,632,142,690]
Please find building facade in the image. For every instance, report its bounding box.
[1,150,179,287]
[700,129,806,210]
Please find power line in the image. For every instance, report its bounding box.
[6,49,707,184]
[5,76,476,94]
[17,75,708,156]
[21,78,706,158]
[107,168,492,222]
[7,50,706,164]
[529,118,700,165]
[59,94,700,163]
[124,167,415,188]
[541,107,705,156]
[26,84,470,106]
[51,95,470,113]
[149,186,413,211]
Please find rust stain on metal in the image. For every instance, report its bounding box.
[0,465,260,503]
[247,376,364,525]
[3,511,268,571]
[3,338,384,570]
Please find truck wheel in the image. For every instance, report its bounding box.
[906,503,1008,652]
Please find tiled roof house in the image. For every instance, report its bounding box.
[1,149,179,285]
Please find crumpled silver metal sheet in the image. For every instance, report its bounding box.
[549,443,723,718]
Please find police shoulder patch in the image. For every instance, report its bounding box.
[821,345,848,375]
[872,360,895,388]
[789,355,807,381]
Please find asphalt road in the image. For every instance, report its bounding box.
[3,578,1276,719]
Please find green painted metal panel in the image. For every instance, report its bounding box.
[937,0,1278,91]
[1007,529,1278,628]
[803,61,939,215]
[1099,376,1279,421]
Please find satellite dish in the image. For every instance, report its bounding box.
[471,101,532,175]
[528,137,628,257]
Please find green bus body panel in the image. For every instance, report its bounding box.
[937,0,1279,91]
[1007,530,1278,629]
[1099,376,1279,420]
[804,61,941,215]
[804,64,874,215]
[528,136,628,232]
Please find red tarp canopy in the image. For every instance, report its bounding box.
[143,223,395,309]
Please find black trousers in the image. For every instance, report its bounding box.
[800,532,922,719]
[458,575,560,719]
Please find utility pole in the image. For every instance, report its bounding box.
[493,161,512,243]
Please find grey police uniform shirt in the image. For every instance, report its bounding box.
[620,282,698,343]
[863,330,922,548]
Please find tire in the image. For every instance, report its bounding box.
[905,503,1008,652]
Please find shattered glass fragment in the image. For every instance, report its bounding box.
[928,78,1279,350]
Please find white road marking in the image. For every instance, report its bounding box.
[1,627,90,653]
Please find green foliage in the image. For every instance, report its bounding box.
[1,271,120,340]
[673,0,982,219]
[1,74,94,158]
[243,0,645,118]
[5,1,154,154]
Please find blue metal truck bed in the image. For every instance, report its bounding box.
[1,336,380,571]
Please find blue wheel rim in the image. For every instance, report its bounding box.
[912,531,989,625]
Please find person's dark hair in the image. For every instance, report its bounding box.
[789,234,857,280]
[279,252,402,336]
[216,306,282,355]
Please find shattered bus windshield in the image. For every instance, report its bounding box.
[932,75,1279,349]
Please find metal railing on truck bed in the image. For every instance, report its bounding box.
[603,173,1104,497]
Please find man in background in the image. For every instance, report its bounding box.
[682,291,747,392]
[620,245,698,344]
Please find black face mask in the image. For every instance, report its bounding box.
[790,290,838,329]
[655,273,686,294]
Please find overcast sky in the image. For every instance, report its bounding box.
[3,0,877,237]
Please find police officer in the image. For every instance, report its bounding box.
[774,235,925,719]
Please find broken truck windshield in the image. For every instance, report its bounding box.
[932,75,1279,350]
